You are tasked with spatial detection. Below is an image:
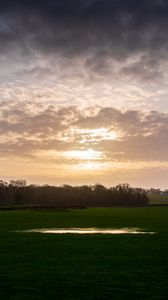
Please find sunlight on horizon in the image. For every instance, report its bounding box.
[74,161,106,171]
[64,149,103,160]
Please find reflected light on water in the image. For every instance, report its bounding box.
[23,228,155,234]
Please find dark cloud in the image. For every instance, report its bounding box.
[0,0,168,60]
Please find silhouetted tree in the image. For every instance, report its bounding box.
[9,180,27,204]
[0,180,149,208]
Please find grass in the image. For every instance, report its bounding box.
[0,207,168,300]
[148,193,168,204]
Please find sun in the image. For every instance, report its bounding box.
[64,149,102,160]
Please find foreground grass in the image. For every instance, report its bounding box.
[0,207,168,300]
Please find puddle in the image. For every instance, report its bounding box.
[21,228,155,235]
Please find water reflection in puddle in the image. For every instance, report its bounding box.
[23,228,155,234]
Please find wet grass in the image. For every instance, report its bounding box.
[0,207,168,300]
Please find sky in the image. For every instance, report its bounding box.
[0,0,168,188]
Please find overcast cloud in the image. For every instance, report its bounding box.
[0,1,168,186]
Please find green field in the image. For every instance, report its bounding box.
[148,193,168,204]
[0,208,168,300]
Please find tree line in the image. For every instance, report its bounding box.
[0,180,149,208]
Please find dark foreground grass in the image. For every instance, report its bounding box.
[0,207,168,300]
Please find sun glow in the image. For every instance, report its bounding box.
[64,149,102,160]
[75,161,106,170]
[71,128,119,143]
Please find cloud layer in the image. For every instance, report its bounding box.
[0,101,168,162]
[1,0,168,57]
[0,1,168,186]
[0,1,168,110]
